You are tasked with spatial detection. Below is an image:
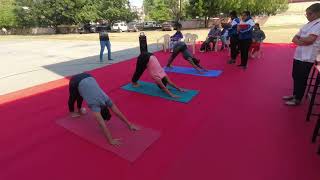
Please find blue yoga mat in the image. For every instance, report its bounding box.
[164,66,222,77]
[121,81,199,103]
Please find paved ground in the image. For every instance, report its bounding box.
[0,40,159,95]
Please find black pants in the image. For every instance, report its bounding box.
[292,59,313,101]
[132,56,149,83]
[167,43,191,66]
[68,73,91,112]
[200,37,218,51]
[230,36,239,60]
[239,39,252,66]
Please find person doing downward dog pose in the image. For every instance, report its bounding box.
[166,41,207,73]
[131,52,185,98]
[68,73,139,146]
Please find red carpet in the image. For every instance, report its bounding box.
[1,43,320,180]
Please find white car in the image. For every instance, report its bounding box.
[111,22,128,32]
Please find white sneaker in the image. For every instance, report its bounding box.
[282,95,295,100]
[285,99,301,106]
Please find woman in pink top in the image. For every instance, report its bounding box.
[131,52,184,98]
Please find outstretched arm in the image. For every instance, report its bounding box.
[110,104,139,131]
[93,112,121,146]
[165,77,184,92]
[187,58,207,73]
[154,78,179,98]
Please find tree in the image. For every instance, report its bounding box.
[99,0,137,23]
[143,0,155,15]
[0,0,18,28]
[186,0,288,27]
[143,0,187,21]
[14,0,137,28]
[148,0,171,22]
[166,0,180,21]
[187,0,204,18]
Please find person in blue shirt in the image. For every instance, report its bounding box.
[237,11,255,69]
[170,23,183,50]
[227,11,240,64]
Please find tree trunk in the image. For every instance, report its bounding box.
[204,16,208,28]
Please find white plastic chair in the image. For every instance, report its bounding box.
[156,34,171,52]
[184,33,198,54]
[214,36,221,52]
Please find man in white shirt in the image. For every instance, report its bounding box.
[283,3,320,106]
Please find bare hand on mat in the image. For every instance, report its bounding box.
[109,138,122,146]
[128,124,140,131]
[171,94,180,98]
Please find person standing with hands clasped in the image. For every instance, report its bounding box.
[283,3,320,106]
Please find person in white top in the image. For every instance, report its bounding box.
[283,3,320,106]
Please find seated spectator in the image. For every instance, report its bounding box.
[220,23,230,51]
[200,24,221,52]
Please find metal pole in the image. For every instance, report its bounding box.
[179,0,182,20]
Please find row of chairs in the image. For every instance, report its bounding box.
[156,33,200,54]
[304,55,320,154]
[156,33,263,59]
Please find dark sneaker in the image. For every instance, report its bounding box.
[228,59,235,64]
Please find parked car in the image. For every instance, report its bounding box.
[78,23,111,34]
[161,22,174,31]
[143,21,157,30]
[111,22,128,32]
[127,22,139,32]
[78,23,97,34]
[96,24,111,32]
[135,23,144,31]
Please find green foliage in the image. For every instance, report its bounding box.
[143,0,187,21]
[12,0,137,28]
[0,0,18,28]
[186,0,288,19]
[148,0,171,22]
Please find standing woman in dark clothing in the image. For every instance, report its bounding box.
[99,26,113,62]
[227,11,240,64]
[237,11,255,69]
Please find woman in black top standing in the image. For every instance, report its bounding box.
[99,25,113,62]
